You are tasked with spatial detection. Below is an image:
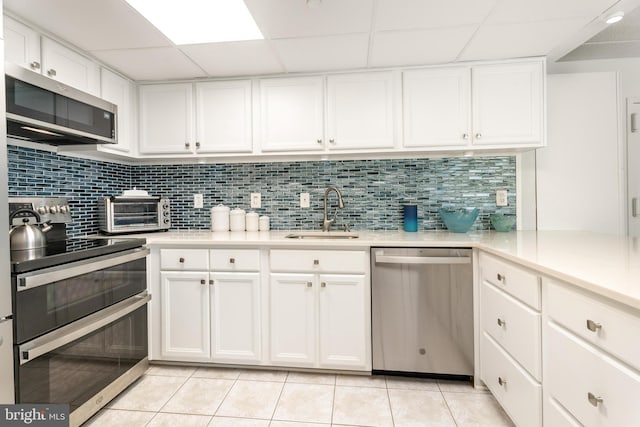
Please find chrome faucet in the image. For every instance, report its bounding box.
[323,186,344,232]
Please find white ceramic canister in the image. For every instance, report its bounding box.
[229,208,246,231]
[259,215,270,231]
[245,211,259,232]
[210,204,230,231]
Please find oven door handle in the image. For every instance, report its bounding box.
[17,247,150,292]
[18,292,151,365]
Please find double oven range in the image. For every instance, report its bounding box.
[8,197,150,427]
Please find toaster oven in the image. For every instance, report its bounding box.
[99,196,170,234]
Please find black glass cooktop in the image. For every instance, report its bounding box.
[11,238,146,273]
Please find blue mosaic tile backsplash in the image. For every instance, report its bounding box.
[8,145,516,236]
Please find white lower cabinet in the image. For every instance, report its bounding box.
[160,271,210,361]
[210,272,261,363]
[269,249,370,371]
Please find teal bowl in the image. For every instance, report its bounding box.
[439,208,479,233]
[490,214,516,232]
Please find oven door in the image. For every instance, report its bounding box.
[15,293,150,424]
[13,247,149,344]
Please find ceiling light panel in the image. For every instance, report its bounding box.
[125,0,263,44]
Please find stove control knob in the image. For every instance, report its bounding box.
[49,206,59,214]
[60,205,69,213]
[37,206,48,214]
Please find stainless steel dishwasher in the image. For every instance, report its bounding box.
[371,247,474,379]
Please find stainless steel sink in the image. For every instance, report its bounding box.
[285,231,359,239]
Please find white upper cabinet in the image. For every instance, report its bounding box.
[472,62,543,146]
[403,67,471,148]
[139,83,194,154]
[100,68,135,154]
[4,17,100,95]
[326,72,395,150]
[4,16,40,71]
[196,80,253,153]
[40,37,100,96]
[259,76,324,152]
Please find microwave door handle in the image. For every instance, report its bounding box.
[18,292,151,365]
[17,247,149,292]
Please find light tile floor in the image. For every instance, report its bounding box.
[84,365,515,427]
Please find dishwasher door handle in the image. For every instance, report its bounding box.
[375,253,471,265]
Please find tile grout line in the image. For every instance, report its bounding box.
[210,369,241,421]
[142,369,195,427]
[267,371,289,425]
[438,382,461,427]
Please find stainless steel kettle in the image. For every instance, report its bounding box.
[9,208,53,250]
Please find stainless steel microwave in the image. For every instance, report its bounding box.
[99,196,170,234]
[5,62,117,145]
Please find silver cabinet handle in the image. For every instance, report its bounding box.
[497,273,505,283]
[30,61,41,70]
[631,113,638,133]
[462,133,469,140]
[475,133,482,139]
[586,319,602,332]
[209,279,214,285]
[47,69,57,77]
[498,377,507,386]
[632,198,638,218]
[200,279,206,285]
[307,282,312,287]
[185,142,190,149]
[497,318,506,327]
[313,259,319,265]
[321,282,326,288]
[195,142,201,149]
[229,258,235,264]
[588,392,603,407]
[316,139,322,144]
[329,138,336,144]
[179,257,185,263]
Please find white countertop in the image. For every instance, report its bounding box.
[128,229,640,310]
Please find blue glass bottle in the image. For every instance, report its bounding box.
[403,203,418,232]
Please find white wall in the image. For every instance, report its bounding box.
[536,72,624,234]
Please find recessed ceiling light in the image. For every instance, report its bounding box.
[605,11,624,24]
[306,0,322,7]
[125,0,263,45]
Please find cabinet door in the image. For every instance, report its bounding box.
[326,72,395,150]
[139,83,194,154]
[40,37,100,96]
[160,272,210,361]
[210,272,261,363]
[318,274,369,370]
[471,62,543,146]
[259,76,324,152]
[100,68,134,153]
[4,16,41,72]
[403,67,471,148]
[269,273,316,367]
[196,80,253,153]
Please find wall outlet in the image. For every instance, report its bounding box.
[300,193,310,208]
[193,193,203,209]
[496,190,508,207]
[250,192,261,208]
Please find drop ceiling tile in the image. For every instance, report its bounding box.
[375,0,497,31]
[180,41,285,77]
[272,34,370,73]
[485,0,617,24]
[369,26,477,67]
[459,19,589,61]
[91,47,206,81]
[245,0,373,38]
[4,0,171,51]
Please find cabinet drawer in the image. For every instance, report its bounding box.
[480,252,540,310]
[210,249,260,271]
[545,321,640,427]
[270,250,366,274]
[480,333,541,427]
[160,249,209,271]
[481,281,541,380]
[544,396,582,427]
[546,280,640,371]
